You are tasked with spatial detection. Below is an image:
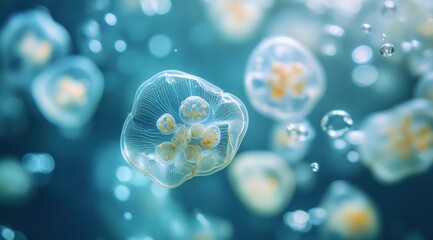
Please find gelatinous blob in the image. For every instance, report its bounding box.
[228,151,295,216]
[269,120,315,163]
[204,0,273,42]
[0,158,33,204]
[358,99,433,183]
[245,36,326,121]
[0,9,70,73]
[32,56,104,129]
[320,181,380,240]
[121,70,248,188]
[321,110,353,138]
[415,72,433,102]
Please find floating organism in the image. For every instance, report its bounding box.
[121,70,248,188]
[358,99,433,183]
[0,9,70,74]
[0,158,33,204]
[228,151,295,216]
[204,0,273,42]
[415,72,433,102]
[269,120,315,164]
[32,56,104,129]
[245,36,326,121]
[320,181,380,240]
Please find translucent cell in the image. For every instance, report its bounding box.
[269,120,315,164]
[0,158,33,204]
[121,70,248,188]
[320,181,380,240]
[358,99,433,183]
[245,36,326,121]
[415,72,433,102]
[0,9,70,73]
[204,0,273,42]
[32,56,104,129]
[228,151,295,216]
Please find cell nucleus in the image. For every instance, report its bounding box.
[121,70,248,188]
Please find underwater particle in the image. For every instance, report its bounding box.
[31,56,104,129]
[358,99,433,183]
[1,227,15,240]
[0,9,70,74]
[352,45,373,64]
[121,70,248,188]
[284,210,311,232]
[321,110,353,137]
[270,120,315,164]
[104,12,117,26]
[347,151,360,163]
[124,212,132,220]
[286,123,310,142]
[22,153,55,174]
[310,162,319,172]
[414,72,433,102]
[148,34,172,58]
[0,158,33,204]
[114,40,127,52]
[308,207,327,225]
[245,36,326,121]
[352,65,378,87]
[114,185,130,201]
[228,151,295,216]
[361,23,372,34]
[320,181,380,240]
[382,0,397,17]
[380,43,394,57]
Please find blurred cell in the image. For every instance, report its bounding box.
[148,34,172,58]
[415,72,433,101]
[284,210,311,232]
[188,212,233,240]
[0,158,33,204]
[121,70,248,188]
[0,9,69,77]
[140,0,172,16]
[204,0,273,42]
[32,56,104,129]
[22,153,55,186]
[228,151,295,216]
[358,99,433,183]
[352,65,378,87]
[269,120,315,164]
[320,181,380,240]
[0,226,27,240]
[245,36,326,121]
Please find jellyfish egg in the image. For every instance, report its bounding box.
[121,70,248,188]
[0,9,70,73]
[228,151,295,216]
[245,36,326,121]
[320,181,380,240]
[32,56,104,129]
[358,99,433,183]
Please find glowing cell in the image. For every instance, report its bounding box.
[121,70,248,188]
[415,72,433,102]
[245,36,326,121]
[228,151,295,216]
[0,9,70,73]
[0,158,33,204]
[320,181,380,240]
[269,120,315,164]
[358,99,433,183]
[32,56,104,129]
[204,0,273,42]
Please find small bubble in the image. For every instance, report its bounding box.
[380,43,395,57]
[321,110,353,137]
[124,212,132,220]
[286,123,310,142]
[382,0,397,17]
[361,23,372,33]
[310,162,319,172]
[347,151,360,162]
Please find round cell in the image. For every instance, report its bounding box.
[228,151,295,216]
[32,56,104,129]
[121,70,248,188]
[245,36,326,121]
[321,110,353,138]
[0,9,70,73]
[358,99,433,183]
